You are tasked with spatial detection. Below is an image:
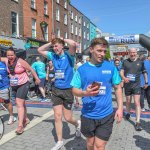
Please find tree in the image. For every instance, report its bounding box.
[105,48,111,60]
[67,0,71,3]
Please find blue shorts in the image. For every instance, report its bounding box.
[39,78,46,88]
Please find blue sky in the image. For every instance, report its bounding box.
[71,0,150,36]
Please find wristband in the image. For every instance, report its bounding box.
[145,82,148,84]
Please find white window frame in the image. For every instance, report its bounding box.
[75,26,78,35]
[31,0,36,9]
[79,27,81,37]
[32,19,36,38]
[79,17,81,24]
[11,11,19,36]
[71,23,74,34]
[64,14,67,25]
[84,31,86,39]
[87,33,89,40]
[56,28,60,37]
[64,32,68,39]
[44,1,48,15]
[44,25,48,41]
[56,8,60,21]
[84,22,86,27]
[87,23,89,29]
[56,0,59,3]
[64,0,67,9]
[71,11,73,19]
[75,15,77,22]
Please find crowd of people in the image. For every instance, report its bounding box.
[0,37,150,150]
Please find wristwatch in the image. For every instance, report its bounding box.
[145,82,148,84]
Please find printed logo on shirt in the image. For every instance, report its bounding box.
[102,70,111,74]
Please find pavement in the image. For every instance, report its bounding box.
[0,92,150,150]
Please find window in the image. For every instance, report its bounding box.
[79,28,81,37]
[64,0,67,9]
[87,23,89,29]
[11,12,18,36]
[31,0,36,9]
[44,25,48,41]
[75,26,78,35]
[79,17,81,24]
[44,1,48,15]
[75,15,77,22]
[64,32,68,39]
[56,8,60,21]
[71,23,74,34]
[84,44,86,50]
[56,28,60,37]
[64,14,67,25]
[32,19,36,38]
[87,33,89,40]
[84,31,86,39]
[56,0,59,3]
[84,22,86,27]
[70,11,73,19]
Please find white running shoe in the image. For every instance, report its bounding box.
[51,141,64,150]
[7,116,17,125]
[75,120,81,137]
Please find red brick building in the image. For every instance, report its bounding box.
[23,0,52,42]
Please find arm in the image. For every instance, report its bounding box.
[0,57,8,64]
[46,67,49,80]
[143,72,148,89]
[38,42,51,58]
[64,39,76,56]
[120,69,129,83]
[114,84,123,123]
[72,85,99,97]
[19,59,40,85]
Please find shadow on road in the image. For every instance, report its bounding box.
[43,119,75,142]
[64,137,86,150]
[133,135,150,150]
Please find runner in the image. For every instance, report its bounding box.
[0,61,16,125]
[71,37,123,150]
[0,47,40,134]
[38,38,81,150]
[32,56,46,101]
[120,48,148,131]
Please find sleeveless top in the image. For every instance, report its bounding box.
[7,59,29,86]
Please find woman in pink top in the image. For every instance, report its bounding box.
[1,47,40,134]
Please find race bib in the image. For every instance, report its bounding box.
[10,77,18,85]
[98,85,106,95]
[49,74,54,78]
[126,73,136,81]
[55,70,65,79]
[0,75,2,80]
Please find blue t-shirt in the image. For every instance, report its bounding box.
[0,62,10,90]
[32,61,46,79]
[71,61,121,119]
[144,60,150,86]
[47,51,74,89]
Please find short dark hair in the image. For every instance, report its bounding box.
[90,37,108,48]
[51,38,65,46]
[7,47,16,54]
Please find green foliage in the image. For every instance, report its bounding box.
[105,48,111,60]
[67,0,71,3]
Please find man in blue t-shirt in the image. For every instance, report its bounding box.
[38,38,81,150]
[71,37,123,150]
[32,57,46,101]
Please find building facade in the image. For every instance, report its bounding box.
[82,15,90,51]
[68,4,82,53]
[53,0,69,41]
[0,0,23,37]
[90,22,97,41]
[23,0,52,42]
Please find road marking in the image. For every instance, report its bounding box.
[0,110,54,145]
